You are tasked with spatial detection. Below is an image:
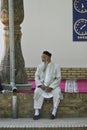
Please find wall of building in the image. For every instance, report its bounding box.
[0,93,87,118]
[0,0,87,68]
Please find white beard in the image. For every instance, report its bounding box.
[42,61,48,72]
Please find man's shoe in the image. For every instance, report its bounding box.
[33,115,40,120]
[50,114,56,119]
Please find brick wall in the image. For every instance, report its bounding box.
[0,93,87,118]
[0,69,87,118]
[26,67,87,80]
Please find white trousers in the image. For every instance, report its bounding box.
[34,95,60,109]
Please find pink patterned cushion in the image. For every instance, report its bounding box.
[28,79,87,93]
[18,80,87,93]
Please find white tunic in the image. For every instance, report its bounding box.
[34,62,63,101]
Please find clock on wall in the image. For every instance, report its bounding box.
[74,0,87,13]
[73,0,87,41]
[74,18,87,35]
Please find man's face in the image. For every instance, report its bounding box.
[41,54,48,62]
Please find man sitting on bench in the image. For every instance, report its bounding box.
[33,51,63,120]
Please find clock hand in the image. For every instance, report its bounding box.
[80,24,86,30]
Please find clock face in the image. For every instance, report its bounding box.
[74,19,87,35]
[74,0,87,13]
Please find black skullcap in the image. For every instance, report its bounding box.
[43,51,52,57]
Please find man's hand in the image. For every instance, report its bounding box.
[40,85,46,91]
[46,87,53,92]
[38,85,53,92]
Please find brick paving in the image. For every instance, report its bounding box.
[0,117,87,128]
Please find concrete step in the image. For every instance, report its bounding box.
[0,118,87,130]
